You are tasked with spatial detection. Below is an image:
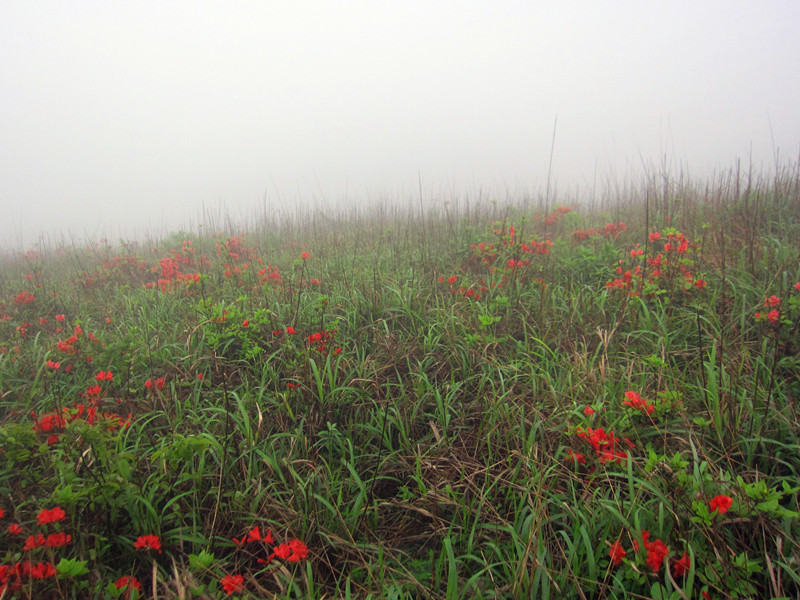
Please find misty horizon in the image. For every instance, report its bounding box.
[2,1,798,249]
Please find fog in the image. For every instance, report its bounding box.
[1,1,799,248]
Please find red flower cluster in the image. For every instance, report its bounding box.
[709,495,733,514]
[133,534,162,553]
[622,391,655,415]
[95,370,114,382]
[258,265,283,286]
[0,561,56,594]
[755,296,781,323]
[36,507,66,525]
[114,576,143,599]
[608,531,690,577]
[632,531,670,574]
[23,532,71,550]
[307,329,341,356]
[221,573,245,595]
[145,377,165,390]
[13,291,36,305]
[31,400,131,445]
[606,230,704,296]
[575,427,633,465]
[573,222,627,242]
[233,525,274,546]
[535,205,573,226]
[231,525,309,565]
[270,539,309,562]
[609,540,626,566]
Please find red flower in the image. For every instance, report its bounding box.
[233,526,262,546]
[709,495,732,514]
[133,534,162,553]
[270,539,309,562]
[95,370,114,382]
[37,507,66,525]
[300,251,310,260]
[287,539,309,562]
[221,574,245,595]
[8,523,22,535]
[0,506,5,518]
[55,314,66,322]
[30,561,56,579]
[765,295,781,307]
[583,405,595,416]
[24,534,46,550]
[565,449,586,465]
[671,551,691,577]
[767,309,780,323]
[622,391,655,415]
[286,326,296,334]
[242,319,249,327]
[271,542,292,560]
[45,532,72,548]
[145,377,165,390]
[46,360,61,370]
[114,576,143,598]
[644,538,670,573]
[609,540,626,566]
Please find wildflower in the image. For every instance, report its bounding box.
[286,326,296,334]
[95,370,114,382]
[0,506,5,518]
[694,279,706,288]
[671,551,691,577]
[609,540,626,566]
[45,532,72,548]
[55,314,66,322]
[233,526,264,546]
[765,295,781,307]
[8,523,22,535]
[114,576,143,598]
[645,538,670,573]
[795,281,800,291]
[565,449,586,465]
[583,405,595,416]
[709,495,732,514]
[133,534,162,553]
[46,360,61,370]
[24,534,46,550]
[145,377,165,390]
[300,251,310,260]
[623,391,655,415]
[242,319,249,327]
[37,507,66,525]
[30,561,56,579]
[270,538,309,562]
[767,309,780,323]
[221,574,245,595]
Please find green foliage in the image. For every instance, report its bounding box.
[0,171,799,598]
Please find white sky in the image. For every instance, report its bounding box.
[1,1,799,247]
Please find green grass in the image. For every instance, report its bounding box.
[1,167,800,598]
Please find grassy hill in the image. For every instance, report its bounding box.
[1,167,799,598]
